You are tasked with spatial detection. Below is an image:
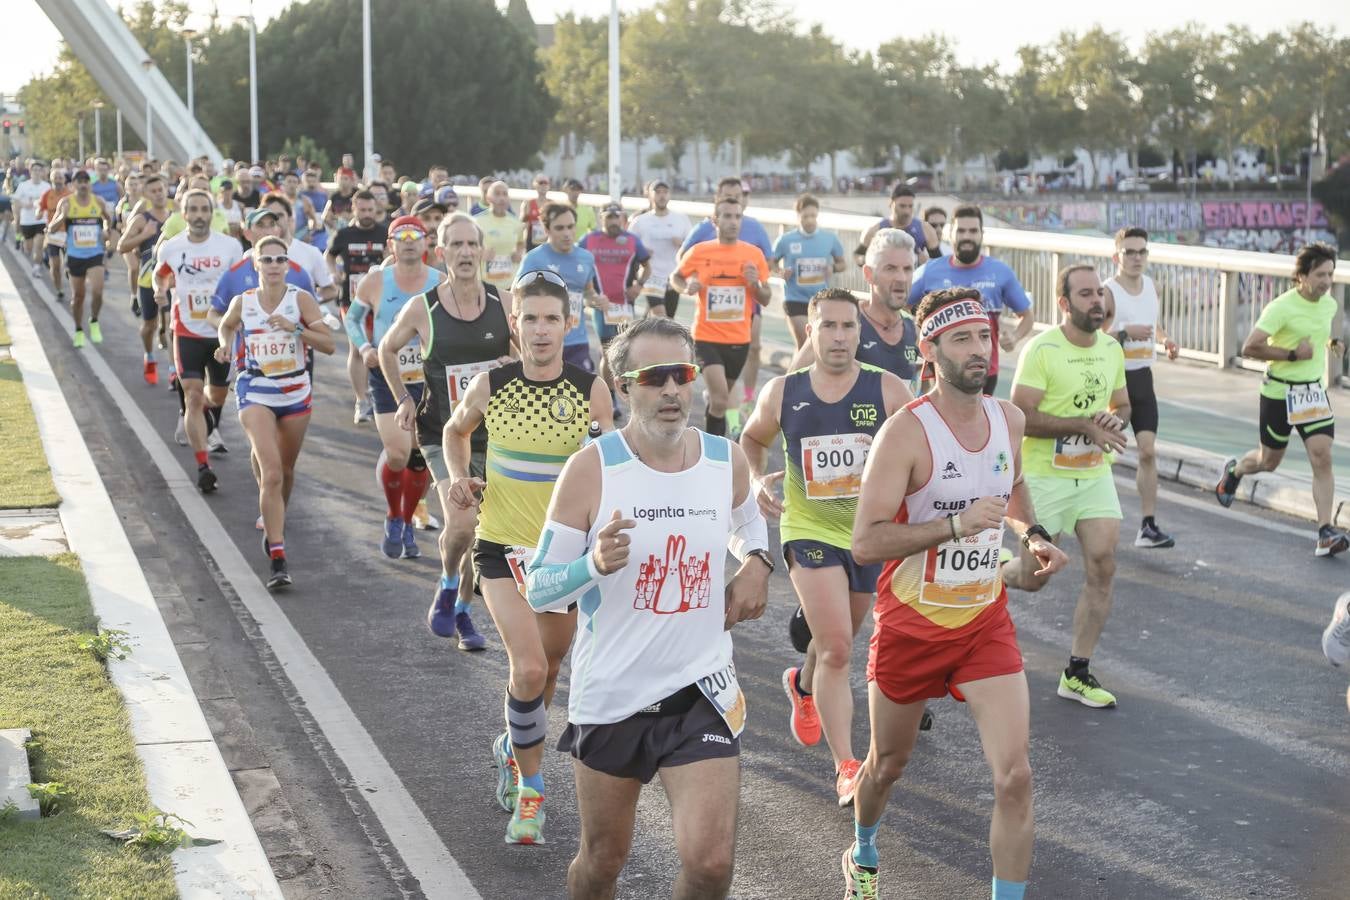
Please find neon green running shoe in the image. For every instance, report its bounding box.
[1058,670,1117,708]
[505,786,545,845]
[89,321,103,344]
[841,846,878,899]
[492,732,518,812]
[72,330,85,349]
[725,406,742,438]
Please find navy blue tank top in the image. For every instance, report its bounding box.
[856,312,918,381]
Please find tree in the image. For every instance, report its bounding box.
[1043,27,1142,186]
[1005,45,1080,173]
[871,35,952,177]
[1138,26,1213,181]
[542,14,610,165]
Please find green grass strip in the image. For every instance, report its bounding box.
[0,358,59,509]
[0,554,177,899]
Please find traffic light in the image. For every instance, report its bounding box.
[17,120,25,135]
[1,120,9,135]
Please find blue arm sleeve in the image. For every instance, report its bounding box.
[345,299,371,350]
[526,519,602,612]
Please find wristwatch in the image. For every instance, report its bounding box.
[1115,328,1129,345]
[1020,524,1052,549]
[746,548,775,574]
[1287,348,1297,362]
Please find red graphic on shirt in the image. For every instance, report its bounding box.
[634,534,712,615]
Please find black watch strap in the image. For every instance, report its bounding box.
[746,548,775,574]
[1021,524,1052,548]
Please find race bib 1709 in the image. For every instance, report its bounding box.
[1287,383,1332,426]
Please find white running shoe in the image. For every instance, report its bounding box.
[1322,592,1350,667]
[207,430,228,454]
[174,417,188,446]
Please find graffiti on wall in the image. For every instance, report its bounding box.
[983,198,1336,253]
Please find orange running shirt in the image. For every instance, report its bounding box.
[677,240,769,345]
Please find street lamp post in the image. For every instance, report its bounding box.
[362,0,374,181]
[182,29,198,120]
[78,113,85,161]
[248,5,259,163]
[116,108,123,157]
[608,0,620,202]
[92,101,103,157]
[140,58,154,159]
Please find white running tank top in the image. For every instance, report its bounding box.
[876,395,1013,638]
[236,285,311,407]
[1103,274,1159,371]
[570,429,736,725]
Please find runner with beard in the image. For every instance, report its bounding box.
[909,206,1034,394]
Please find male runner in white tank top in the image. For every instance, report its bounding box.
[525,316,772,898]
[1102,226,1179,550]
[842,288,1068,900]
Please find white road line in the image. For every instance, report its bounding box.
[7,252,480,900]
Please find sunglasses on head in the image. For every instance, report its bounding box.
[513,269,567,291]
[257,254,289,265]
[390,227,425,242]
[620,362,700,387]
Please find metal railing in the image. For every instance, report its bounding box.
[458,186,1349,380]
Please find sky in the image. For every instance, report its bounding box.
[5,0,1349,96]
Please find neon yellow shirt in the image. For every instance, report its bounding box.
[1254,288,1338,400]
[474,209,520,287]
[1013,326,1125,479]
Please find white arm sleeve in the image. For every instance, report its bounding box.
[728,492,768,561]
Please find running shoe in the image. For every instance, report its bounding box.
[130,294,140,317]
[919,706,934,731]
[143,359,158,385]
[456,610,486,651]
[174,417,187,446]
[56,290,65,303]
[841,846,878,900]
[1214,457,1240,508]
[1135,521,1175,549]
[411,498,441,531]
[207,431,228,454]
[505,786,545,845]
[353,398,373,425]
[31,264,43,277]
[789,604,812,653]
[1315,525,1349,558]
[1057,670,1118,708]
[381,517,405,558]
[266,557,292,591]
[492,732,519,813]
[89,321,102,344]
[781,666,821,746]
[196,465,218,494]
[427,584,458,637]
[401,522,421,559]
[255,515,264,531]
[1322,592,1350,666]
[835,758,862,808]
[72,330,85,349]
[725,406,742,440]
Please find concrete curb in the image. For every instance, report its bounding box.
[1113,439,1348,531]
[0,260,283,898]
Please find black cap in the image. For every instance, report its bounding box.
[564,178,584,190]
[411,197,447,217]
[72,169,91,182]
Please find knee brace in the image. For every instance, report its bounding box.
[505,692,547,750]
[408,447,427,472]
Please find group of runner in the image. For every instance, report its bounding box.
[9,152,1348,898]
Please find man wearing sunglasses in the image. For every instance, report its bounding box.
[347,215,444,560]
[380,212,516,652]
[740,288,912,808]
[153,188,244,491]
[515,200,603,373]
[670,197,771,437]
[525,316,770,896]
[442,270,612,845]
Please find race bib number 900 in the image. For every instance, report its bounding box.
[801,433,871,499]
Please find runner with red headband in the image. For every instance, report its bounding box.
[842,286,1067,900]
[345,215,442,559]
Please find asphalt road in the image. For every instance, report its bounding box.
[8,251,1350,899]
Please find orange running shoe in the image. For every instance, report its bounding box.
[782,666,821,746]
[143,359,158,385]
[836,758,863,807]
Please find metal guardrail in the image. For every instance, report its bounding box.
[459,186,1349,382]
